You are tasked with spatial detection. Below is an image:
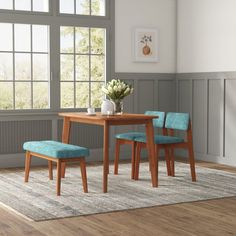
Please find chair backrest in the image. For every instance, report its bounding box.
[145,111,165,128]
[165,112,190,131]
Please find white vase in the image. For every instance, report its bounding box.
[101,99,114,115]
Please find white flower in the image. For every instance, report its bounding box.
[102,79,133,100]
[108,85,113,93]
[102,87,108,94]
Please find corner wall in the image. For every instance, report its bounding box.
[177,0,236,166]
[177,0,236,73]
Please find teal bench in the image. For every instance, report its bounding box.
[23,140,89,196]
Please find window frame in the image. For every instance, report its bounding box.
[0,0,53,15]
[60,26,106,109]
[58,0,108,18]
[0,0,114,115]
[0,22,51,110]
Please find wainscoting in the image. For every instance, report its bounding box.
[176,72,236,166]
[0,73,176,167]
[1,72,235,167]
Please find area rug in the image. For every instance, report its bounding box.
[0,161,235,221]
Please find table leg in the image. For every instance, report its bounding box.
[103,121,109,193]
[61,117,71,178]
[145,120,158,187]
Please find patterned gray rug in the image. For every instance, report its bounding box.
[0,161,235,221]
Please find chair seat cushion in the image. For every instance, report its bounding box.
[115,132,146,141]
[135,135,184,144]
[23,141,89,159]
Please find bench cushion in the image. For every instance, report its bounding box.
[115,132,146,141]
[23,141,89,159]
[135,135,184,144]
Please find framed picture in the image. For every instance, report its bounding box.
[133,28,159,62]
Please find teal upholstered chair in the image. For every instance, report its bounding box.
[135,112,196,181]
[114,111,171,179]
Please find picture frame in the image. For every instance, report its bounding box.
[133,28,159,62]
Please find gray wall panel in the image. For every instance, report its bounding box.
[208,80,224,156]
[177,72,236,166]
[225,79,236,158]
[138,80,155,113]
[193,80,207,154]
[178,80,192,114]
[0,120,52,154]
[57,120,103,149]
[158,80,176,112]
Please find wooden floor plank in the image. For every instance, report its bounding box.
[0,160,235,236]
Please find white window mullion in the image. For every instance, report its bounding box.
[12,23,16,109]
[73,27,76,108]
[30,24,33,109]
[49,23,60,111]
[88,27,91,106]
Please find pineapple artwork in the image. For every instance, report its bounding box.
[140,34,152,55]
[134,28,158,62]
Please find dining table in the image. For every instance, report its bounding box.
[58,112,158,193]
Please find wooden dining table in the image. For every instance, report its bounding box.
[58,112,158,193]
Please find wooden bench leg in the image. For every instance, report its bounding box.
[80,158,88,193]
[114,139,120,175]
[57,160,62,196]
[61,163,66,178]
[25,151,32,182]
[48,161,53,180]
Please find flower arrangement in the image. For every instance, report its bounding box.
[102,79,133,114]
[102,79,133,100]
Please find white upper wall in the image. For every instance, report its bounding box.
[115,0,177,73]
[177,0,236,73]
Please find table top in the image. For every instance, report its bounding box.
[58,112,158,126]
[59,112,157,120]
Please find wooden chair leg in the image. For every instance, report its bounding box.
[114,139,120,175]
[48,161,53,180]
[155,145,159,178]
[61,163,66,178]
[170,147,175,177]
[80,158,88,193]
[188,143,196,181]
[164,147,171,176]
[134,143,142,180]
[131,142,136,179]
[148,146,152,172]
[57,160,62,196]
[24,151,32,182]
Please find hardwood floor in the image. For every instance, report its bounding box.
[0,160,236,236]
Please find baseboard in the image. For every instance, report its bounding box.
[175,150,236,167]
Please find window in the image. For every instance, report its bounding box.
[0,0,112,112]
[0,0,49,12]
[59,0,105,16]
[0,23,50,110]
[60,26,105,108]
